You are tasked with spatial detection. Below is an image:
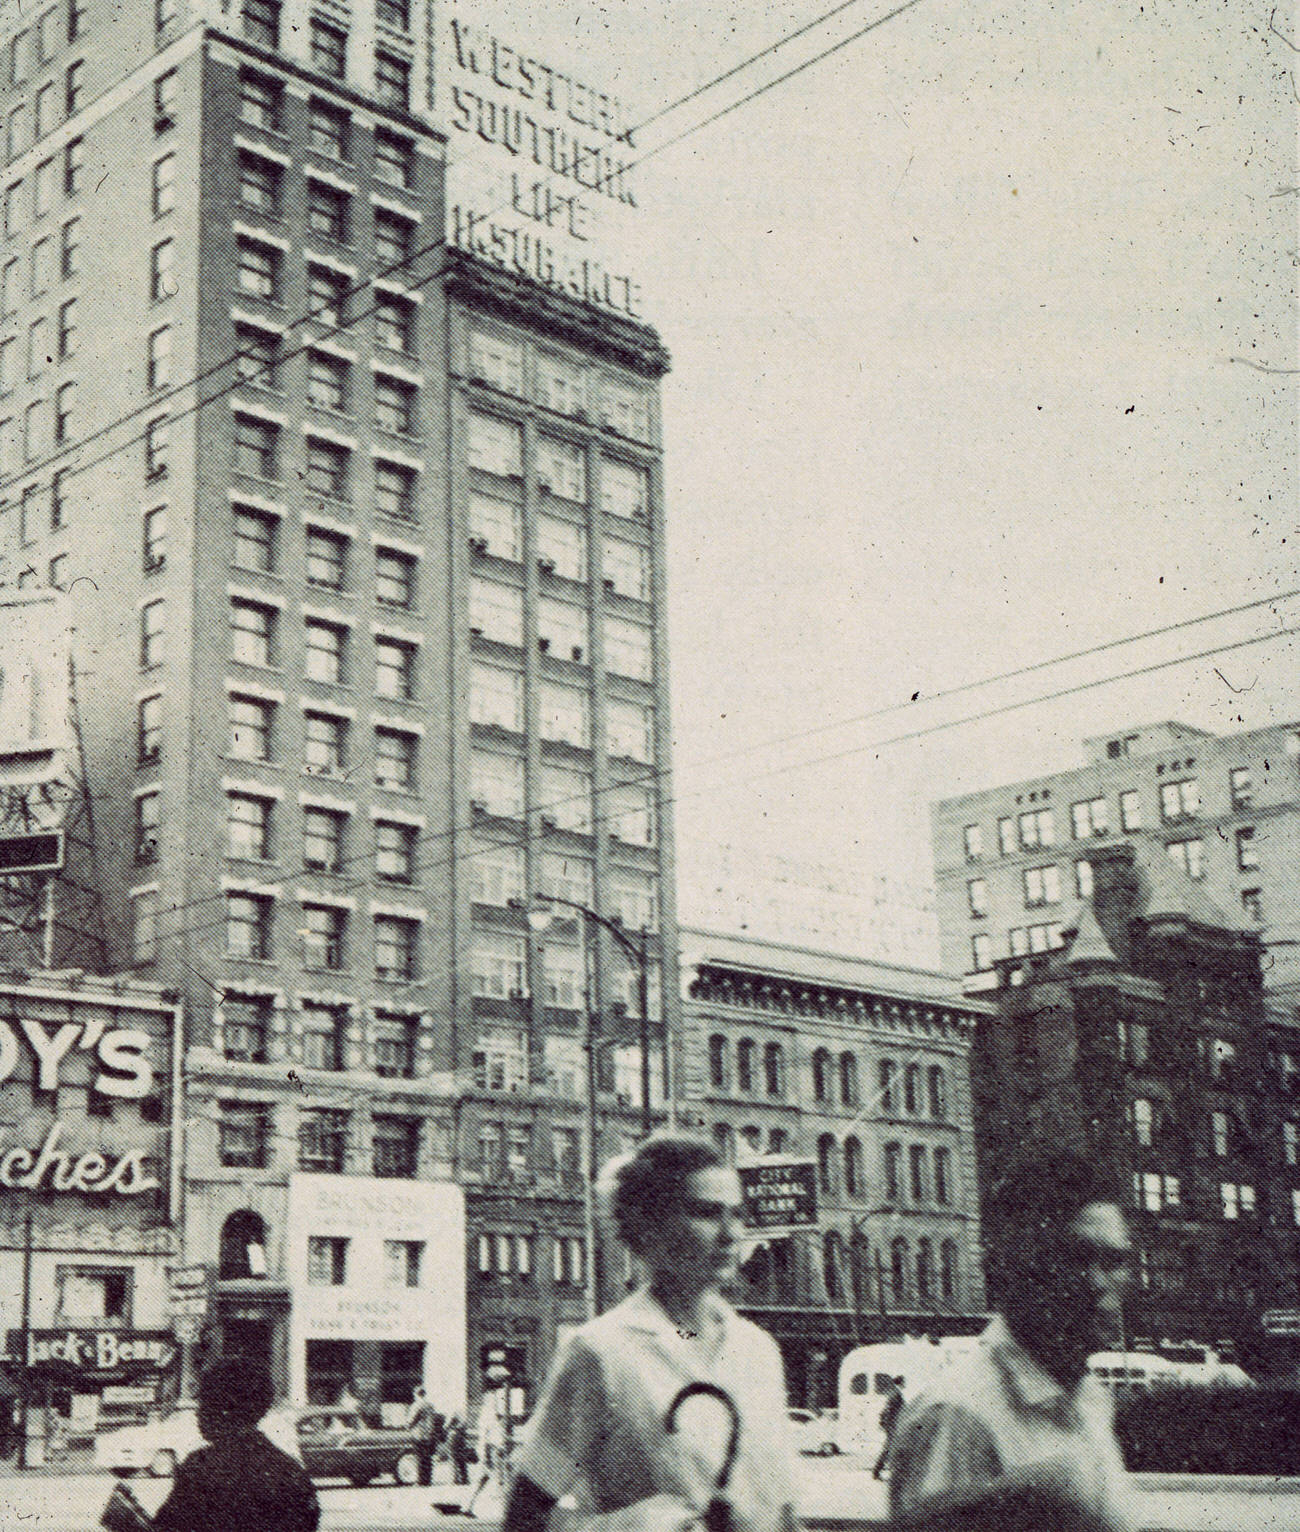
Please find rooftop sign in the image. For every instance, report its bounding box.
[436,4,644,318]
[0,592,73,781]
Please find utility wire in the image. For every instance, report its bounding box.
[133,588,1300,929]
[128,618,1297,993]
[1,0,933,498]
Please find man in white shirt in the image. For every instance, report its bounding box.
[889,1151,1135,1532]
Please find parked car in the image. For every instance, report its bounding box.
[95,1406,204,1478]
[294,1408,421,1486]
[788,1408,840,1456]
[96,1404,303,1478]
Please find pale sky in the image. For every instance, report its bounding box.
[483,0,1297,920]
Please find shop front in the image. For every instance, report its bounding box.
[0,975,183,1464]
[286,1174,466,1419]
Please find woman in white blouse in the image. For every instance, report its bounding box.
[505,1134,797,1532]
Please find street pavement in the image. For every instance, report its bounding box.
[0,1455,1297,1531]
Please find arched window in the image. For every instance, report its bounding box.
[916,1238,934,1303]
[768,1127,787,1154]
[817,1133,836,1194]
[740,1124,762,1153]
[850,1232,871,1307]
[883,1141,902,1202]
[839,1052,858,1107]
[904,1064,921,1114]
[890,1237,910,1304]
[844,1135,863,1198]
[940,1239,958,1302]
[909,1144,927,1201]
[708,1035,727,1090]
[764,1041,784,1097]
[737,1037,756,1092]
[878,1059,896,1113]
[812,1048,831,1103]
[712,1122,735,1163]
[219,1210,268,1279]
[823,1230,844,1301]
[928,1066,947,1120]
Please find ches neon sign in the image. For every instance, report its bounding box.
[0,1016,162,1197]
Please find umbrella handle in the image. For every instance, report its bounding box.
[664,1381,741,1490]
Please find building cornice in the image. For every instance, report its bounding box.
[444,249,671,378]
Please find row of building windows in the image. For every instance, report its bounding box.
[821,1231,961,1307]
[961,760,1292,864]
[137,601,644,772]
[221,1099,423,1177]
[468,411,654,501]
[139,610,659,777]
[131,886,423,977]
[215,993,423,1077]
[5,55,86,162]
[3,136,83,235]
[230,3,414,108]
[468,329,654,445]
[472,507,652,596]
[1130,1097,1300,1165]
[4,3,88,90]
[236,69,418,190]
[706,1040,949,1120]
[471,579,654,678]
[133,691,657,851]
[469,844,658,930]
[1130,1170,1300,1226]
[475,1232,587,1286]
[469,749,655,844]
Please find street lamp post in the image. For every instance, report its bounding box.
[523,895,655,1137]
[521,895,657,1319]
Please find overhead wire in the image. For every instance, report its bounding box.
[1,0,935,498]
[104,586,1300,964]
[130,616,1297,1004]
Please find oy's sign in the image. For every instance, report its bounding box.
[0,982,174,1201]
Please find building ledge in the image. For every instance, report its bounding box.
[444,249,671,378]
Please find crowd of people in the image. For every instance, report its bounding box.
[101,1135,1138,1532]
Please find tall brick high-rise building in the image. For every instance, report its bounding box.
[0,0,676,1414]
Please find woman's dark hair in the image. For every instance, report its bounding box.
[602,1132,724,1256]
[198,1357,273,1426]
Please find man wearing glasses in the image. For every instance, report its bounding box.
[889,1151,1135,1532]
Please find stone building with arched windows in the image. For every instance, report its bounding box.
[678,928,989,1409]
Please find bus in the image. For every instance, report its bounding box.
[836,1337,981,1455]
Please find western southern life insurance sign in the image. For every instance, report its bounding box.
[435,4,644,318]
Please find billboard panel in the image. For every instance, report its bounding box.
[0,592,74,780]
[435,2,644,318]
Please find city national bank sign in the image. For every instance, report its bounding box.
[0,989,168,1200]
[437,5,643,317]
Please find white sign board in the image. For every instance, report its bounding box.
[435,3,644,318]
[0,592,74,778]
[287,1174,467,1411]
